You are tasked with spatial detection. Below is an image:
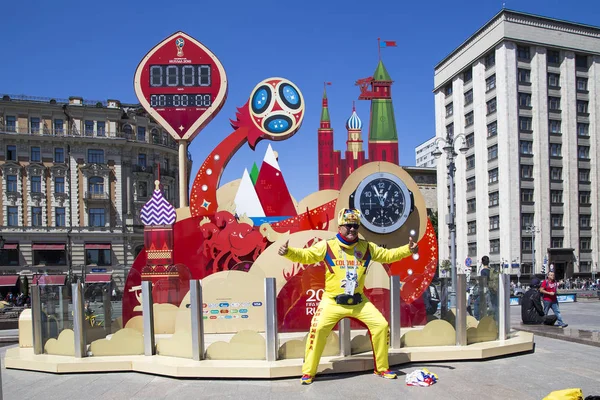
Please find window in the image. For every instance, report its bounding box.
[30,117,40,134]
[580,237,591,251]
[488,168,498,184]
[548,73,560,88]
[579,169,590,182]
[55,207,66,227]
[517,45,530,60]
[551,167,562,181]
[443,83,453,97]
[467,242,477,257]
[522,213,534,226]
[88,149,104,164]
[485,52,495,68]
[518,93,531,107]
[519,117,532,131]
[123,124,133,137]
[463,69,472,83]
[88,176,104,195]
[548,97,561,111]
[5,116,16,132]
[97,121,106,137]
[580,261,592,271]
[521,165,533,179]
[518,69,531,83]
[551,190,563,204]
[468,221,477,234]
[577,101,588,114]
[580,215,591,229]
[446,103,453,117]
[489,215,499,230]
[137,126,146,142]
[55,177,64,193]
[86,248,111,266]
[85,120,94,136]
[488,144,498,160]
[487,121,497,137]
[551,214,563,228]
[55,148,65,163]
[575,77,588,92]
[466,176,476,191]
[521,189,534,203]
[466,133,474,148]
[464,90,473,106]
[6,175,17,192]
[575,54,588,68]
[31,207,42,226]
[89,208,105,227]
[151,128,160,144]
[578,146,590,159]
[466,155,475,170]
[465,111,474,127]
[490,239,500,254]
[486,98,497,114]
[489,191,499,207]
[578,123,589,137]
[446,123,454,138]
[551,237,563,248]
[163,184,170,201]
[467,198,476,213]
[139,181,148,198]
[54,119,64,135]
[522,238,532,251]
[30,146,41,162]
[138,153,147,167]
[547,50,560,64]
[550,143,562,157]
[485,75,496,91]
[6,145,16,161]
[31,176,41,193]
[549,120,561,134]
[520,141,533,155]
[7,206,18,226]
[579,191,591,205]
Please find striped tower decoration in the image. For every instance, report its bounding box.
[141,180,177,226]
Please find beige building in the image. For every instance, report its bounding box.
[0,94,190,290]
[434,10,600,279]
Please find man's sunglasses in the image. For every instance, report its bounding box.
[343,224,359,230]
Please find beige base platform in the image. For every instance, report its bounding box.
[4,331,534,378]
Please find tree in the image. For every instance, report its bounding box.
[427,209,438,238]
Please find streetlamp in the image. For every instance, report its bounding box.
[432,132,469,307]
[525,224,539,275]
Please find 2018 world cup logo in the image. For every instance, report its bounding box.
[175,38,185,57]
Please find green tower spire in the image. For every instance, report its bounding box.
[320,87,330,123]
[368,60,397,142]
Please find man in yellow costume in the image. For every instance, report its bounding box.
[278,208,418,385]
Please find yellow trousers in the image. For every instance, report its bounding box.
[303,296,390,376]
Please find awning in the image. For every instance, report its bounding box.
[32,275,66,285]
[0,275,19,287]
[32,244,65,251]
[2,244,18,250]
[85,244,111,250]
[85,274,112,283]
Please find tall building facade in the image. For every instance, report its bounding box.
[415,137,438,168]
[434,10,600,279]
[0,94,190,289]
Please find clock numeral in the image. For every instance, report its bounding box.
[395,209,400,215]
[378,182,385,189]
[365,191,372,198]
[394,191,399,197]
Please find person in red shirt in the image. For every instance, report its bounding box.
[539,271,568,328]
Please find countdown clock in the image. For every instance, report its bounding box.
[351,172,413,234]
[133,31,228,142]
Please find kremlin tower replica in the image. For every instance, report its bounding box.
[318,60,399,190]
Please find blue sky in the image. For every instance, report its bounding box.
[2,0,599,202]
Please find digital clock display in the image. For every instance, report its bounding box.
[150,94,212,108]
[149,64,211,87]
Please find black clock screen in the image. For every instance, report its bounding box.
[359,178,405,228]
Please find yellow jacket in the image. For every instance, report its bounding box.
[284,235,411,297]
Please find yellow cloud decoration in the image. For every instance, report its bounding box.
[278,331,340,359]
[205,330,266,360]
[467,316,498,344]
[156,330,192,358]
[350,334,372,354]
[90,328,144,356]
[44,329,75,356]
[401,319,456,347]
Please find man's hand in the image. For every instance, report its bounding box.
[278,240,289,256]
[409,237,419,254]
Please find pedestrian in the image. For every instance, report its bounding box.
[521,277,557,325]
[540,271,568,328]
[278,208,418,385]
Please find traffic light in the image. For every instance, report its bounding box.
[541,264,546,274]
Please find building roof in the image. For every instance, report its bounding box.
[372,60,392,81]
[346,104,362,130]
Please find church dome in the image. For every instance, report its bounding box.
[346,109,362,130]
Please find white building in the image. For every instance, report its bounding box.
[0,94,190,290]
[415,137,438,167]
[434,10,600,279]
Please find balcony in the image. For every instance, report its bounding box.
[85,191,110,201]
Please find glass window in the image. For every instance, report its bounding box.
[55,207,66,227]
[486,98,497,114]
[490,239,500,254]
[548,73,560,88]
[465,111,474,127]
[97,121,106,137]
[88,176,104,195]
[575,55,588,68]
[521,165,533,179]
[577,77,588,91]
[5,116,16,132]
[123,124,133,137]
[137,126,146,142]
[55,177,65,193]
[466,176,476,191]
[463,69,472,83]
[522,238,532,251]
[31,176,41,193]
[578,146,590,159]
[520,141,533,155]
[54,148,65,163]
[7,206,18,226]
[577,101,588,114]
[548,97,561,111]
[85,120,94,136]
[519,117,532,131]
[464,90,473,106]
[488,145,498,160]
[138,153,147,167]
[466,133,474,148]
[30,117,40,134]
[551,237,563,248]
[551,214,563,228]
[467,198,476,213]
[550,143,562,157]
[488,168,498,184]
[551,190,563,204]
[549,120,561,134]
[446,103,453,117]
[468,221,476,234]
[551,167,562,181]
[486,75,496,91]
[86,248,111,266]
[490,215,499,230]
[578,123,589,136]
[517,45,530,60]
[468,242,477,257]
[521,189,534,203]
[446,123,454,138]
[579,191,591,205]
[138,181,148,198]
[489,191,499,207]
[6,175,17,192]
[88,149,104,164]
[485,52,495,68]
[466,155,475,170]
[6,145,17,161]
[518,93,531,107]
[518,69,530,83]
[580,237,591,250]
[32,207,42,226]
[579,169,590,182]
[547,50,560,64]
[30,146,41,162]
[89,208,105,227]
[521,213,534,226]
[580,215,591,229]
[487,121,497,137]
[54,119,64,135]
[444,84,453,96]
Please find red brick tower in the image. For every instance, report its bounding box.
[317,86,337,190]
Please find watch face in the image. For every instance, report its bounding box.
[353,172,412,234]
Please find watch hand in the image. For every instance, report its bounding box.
[372,185,381,199]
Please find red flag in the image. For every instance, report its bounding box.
[381,40,397,47]
[325,82,332,85]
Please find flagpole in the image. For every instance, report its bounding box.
[377,37,381,60]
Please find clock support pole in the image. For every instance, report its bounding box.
[179,140,189,207]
